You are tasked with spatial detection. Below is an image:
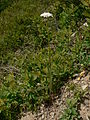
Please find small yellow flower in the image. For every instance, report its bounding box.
[77,77,80,80]
[80,70,85,77]
[81,64,83,66]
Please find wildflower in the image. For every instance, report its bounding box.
[40,12,53,18]
[81,64,83,66]
[83,22,88,27]
[77,77,80,80]
[71,31,77,37]
[80,70,85,77]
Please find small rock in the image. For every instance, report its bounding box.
[81,85,88,90]
[38,112,43,117]
[73,74,79,78]
[50,112,54,118]
[86,116,90,120]
[73,80,78,84]
[39,117,42,120]
[40,106,43,110]
[41,114,44,119]
[41,110,44,114]
[84,74,90,81]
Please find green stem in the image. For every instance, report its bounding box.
[48,37,52,94]
[45,20,52,94]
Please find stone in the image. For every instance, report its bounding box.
[73,80,78,84]
[73,74,79,78]
[81,85,88,90]
[50,112,54,118]
[42,114,44,119]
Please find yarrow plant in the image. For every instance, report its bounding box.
[40,12,53,94]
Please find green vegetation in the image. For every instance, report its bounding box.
[0,0,13,12]
[0,0,90,120]
[60,98,81,120]
[60,83,87,120]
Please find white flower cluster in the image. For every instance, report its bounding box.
[40,12,53,18]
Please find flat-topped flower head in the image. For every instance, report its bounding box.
[40,12,53,18]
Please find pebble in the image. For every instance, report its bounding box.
[41,110,44,114]
[73,79,78,84]
[73,74,79,78]
[41,114,44,119]
[50,112,54,118]
[81,85,88,90]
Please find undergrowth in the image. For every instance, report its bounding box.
[60,83,87,120]
[0,0,90,119]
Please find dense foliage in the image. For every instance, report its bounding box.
[0,0,90,119]
[0,0,13,12]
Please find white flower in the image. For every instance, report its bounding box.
[71,31,77,37]
[83,22,88,27]
[71,22,88,37]
[40,12,53,18]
